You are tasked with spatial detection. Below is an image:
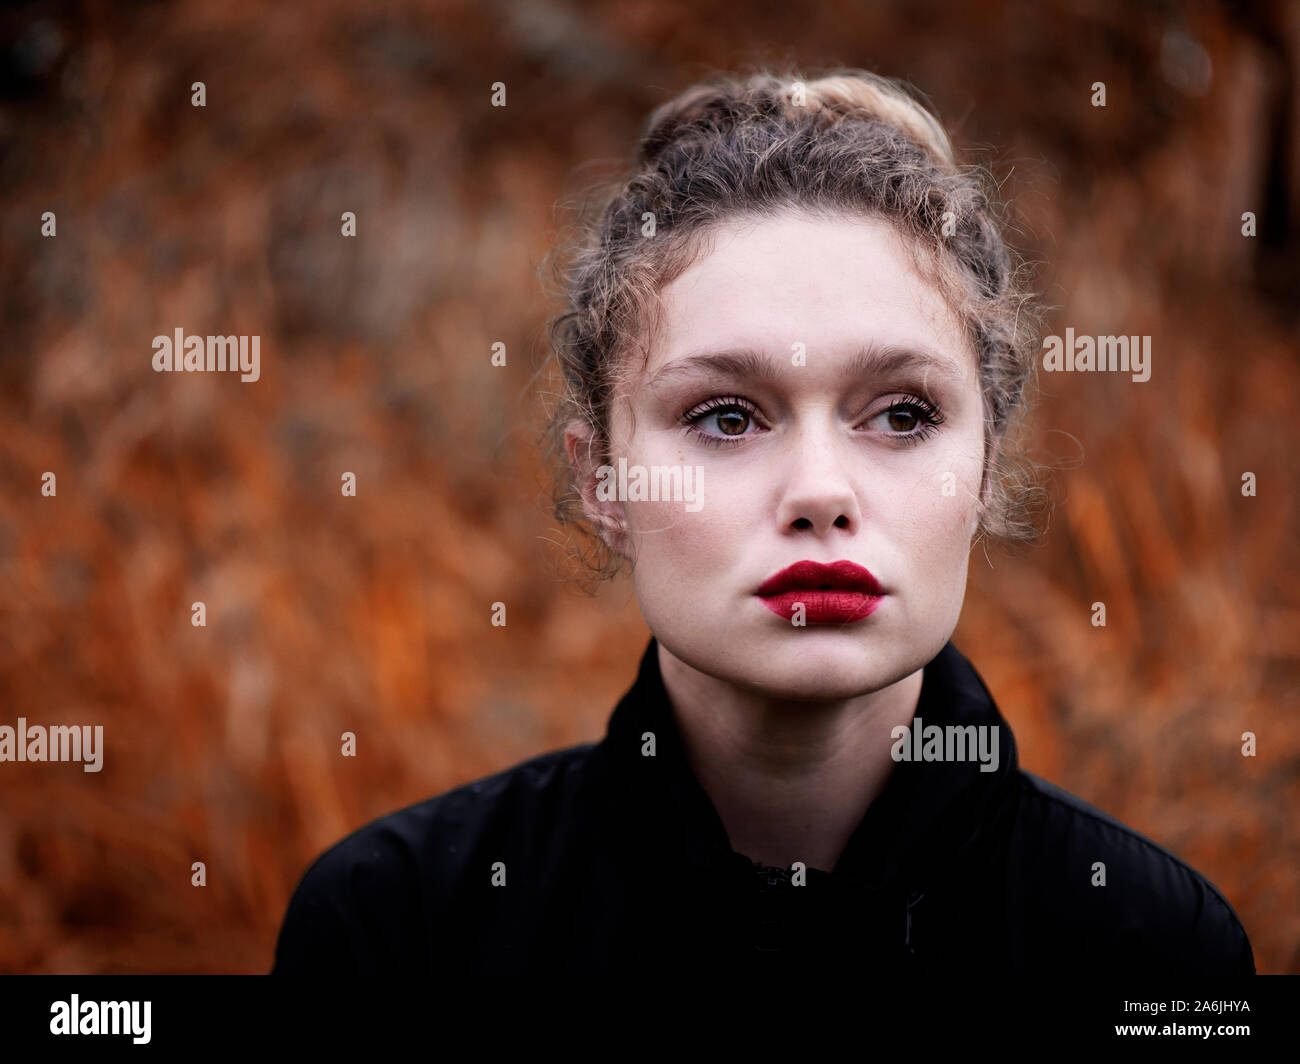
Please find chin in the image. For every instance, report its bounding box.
[723,637,904,700]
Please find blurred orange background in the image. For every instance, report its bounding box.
[0,0,1297,973]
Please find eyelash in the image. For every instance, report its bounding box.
[680,394,945,448]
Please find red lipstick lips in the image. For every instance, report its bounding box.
[756,560,885,624]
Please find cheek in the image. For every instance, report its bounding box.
[893,450,983,568]
[618,449,759,617]
[614,430,741,578]
[624,493,747,579]
[624,501,730,638]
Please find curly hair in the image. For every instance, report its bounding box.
[539,67,1049,586]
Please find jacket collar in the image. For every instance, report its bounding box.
[593,634,1020,895]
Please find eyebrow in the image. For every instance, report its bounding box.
[645,343,966,389]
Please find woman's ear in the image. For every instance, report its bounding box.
[563,419,632,561]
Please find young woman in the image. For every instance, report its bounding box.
[272,68,1254,976]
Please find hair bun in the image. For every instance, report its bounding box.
[795,72,958,172]
[638,69,958,175]
[637,80,765,165]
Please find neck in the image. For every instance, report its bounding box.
[657,641,923,873]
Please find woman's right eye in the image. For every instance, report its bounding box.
[681,397,761,444]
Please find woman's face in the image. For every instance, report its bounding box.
[591,209,988,700]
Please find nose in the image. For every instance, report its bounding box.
[773,422,862,537]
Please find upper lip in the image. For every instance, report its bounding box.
[756,560,884,596]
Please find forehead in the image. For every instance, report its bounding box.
[646,209,974,384]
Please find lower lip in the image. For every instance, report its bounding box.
[757,591,884,624]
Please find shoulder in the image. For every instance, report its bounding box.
[271,742,598,974]
[307,740,597,883]
[306,741,599,887]
[1009,770,1255,974]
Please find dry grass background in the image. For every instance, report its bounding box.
[0,0,1296,973]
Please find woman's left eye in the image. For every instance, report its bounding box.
[865,396,945,443]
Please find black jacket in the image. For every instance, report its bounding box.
[272,637,1255,976]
